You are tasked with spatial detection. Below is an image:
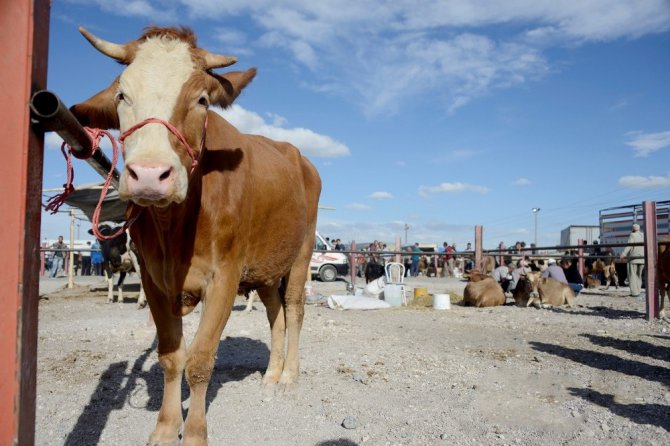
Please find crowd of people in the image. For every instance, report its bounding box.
[329,224,645,300]
[325,236,473,279]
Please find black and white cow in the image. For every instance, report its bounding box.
[89,224,146,308]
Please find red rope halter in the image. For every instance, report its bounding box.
[46,115,207,241]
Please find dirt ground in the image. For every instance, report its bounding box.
[36,274,669,445]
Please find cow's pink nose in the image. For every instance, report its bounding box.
[125,163,175,196]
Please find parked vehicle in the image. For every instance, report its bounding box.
[311,231,349,282]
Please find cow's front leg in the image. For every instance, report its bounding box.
[105,267,114,303]
[145,283,186,446]
[117,271,126,304]
[182,276,238,445]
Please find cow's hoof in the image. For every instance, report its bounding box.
[276,381,298,397]
[146,438,180,446]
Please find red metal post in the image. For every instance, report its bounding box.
[497,241,505,268]
[349,241,357,291]
[0,0,49,444]
[643,201,659,320]
[475,225,483,272]
[40,242,46,276]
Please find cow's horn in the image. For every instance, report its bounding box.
[79,27,128,62]
[203,52,237,69]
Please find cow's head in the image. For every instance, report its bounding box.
[72,26,256,207]
[513,271,540,307]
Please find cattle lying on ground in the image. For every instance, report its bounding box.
[463,276,506,307]
[467,271,490,282]
[513,271,576,308]
[584,275,601,289]
[73,26,321,445]
[89,224,146,308]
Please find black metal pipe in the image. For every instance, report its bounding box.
[30,90,119,188]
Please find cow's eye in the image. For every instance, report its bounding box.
[116,91,130,105]
[198,96,209,107]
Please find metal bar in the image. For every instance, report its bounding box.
[643,201,660,320]
[29,89,120,188]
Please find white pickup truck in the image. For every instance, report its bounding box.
[311,231,349,282]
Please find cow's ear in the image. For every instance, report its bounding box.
[70,79,120,129]
[209,68,257,108]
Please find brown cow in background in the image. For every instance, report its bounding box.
[586,258,619,289]
[513,271,576,308]
[463,276,506,307]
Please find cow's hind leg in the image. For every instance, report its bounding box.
[257,284,286,386]
[277,238,312,390]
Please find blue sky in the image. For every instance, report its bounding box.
[42,0,670,248]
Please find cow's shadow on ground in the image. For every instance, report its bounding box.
[567,388,670,431]
[530,336,670,432]
[64,336,269,445]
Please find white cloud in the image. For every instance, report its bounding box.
[625,130,670,157]
[44,130,117,152]
[346,203,371,210]
[514,178,531,186]
[418,182,489,197]
[77,1,670,116]
[216,105,350,157]
[370,191,393,200]
[211,27,253,56]
[618,173,670,188]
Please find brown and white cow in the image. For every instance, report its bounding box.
[72,26,321,445]
[463,276,506,307]
[586,258,619,289]
[513,271,576,308]
[89,224,147,308]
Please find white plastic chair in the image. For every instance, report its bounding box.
[384,262,406,306]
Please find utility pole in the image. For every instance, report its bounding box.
[532,208,540,246]
[404,224,409,244]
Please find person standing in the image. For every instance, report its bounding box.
[620,223,645,299]
[411,243,421,277]
[81,241,92,276]
[50,235,66,278]
[91,239,104,276]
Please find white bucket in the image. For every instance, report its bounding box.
[433,293,451,310]
[384,284,404,307]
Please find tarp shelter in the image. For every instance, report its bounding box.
[62,183,128,223]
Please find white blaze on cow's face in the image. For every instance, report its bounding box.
[117,37,199,207]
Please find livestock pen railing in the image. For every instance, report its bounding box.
[43,202,668,321]
[326,203,666,321]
